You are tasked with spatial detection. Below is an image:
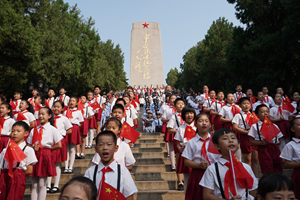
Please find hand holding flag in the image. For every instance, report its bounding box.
[247,112,259,127]
[9,100,16,111]
[120,122,140,144]
[260,116,281,142]
[184,126,196,141]
[282,98,295,113]
[90,102,101,110]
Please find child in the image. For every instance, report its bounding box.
[256,173,295,200]
[210,90,225,131]
[94,86,103,135]
[28,88,39,106]
[269,93,291,150]
[59,176,97,200]
[182,113,222,200]
[198,85,210,110]
[27,107,63,200]
[276,87,285,99]
[142,111,154,133]
[0,121,37,200]
[33,95,43,123]
[85,92,98,151]
[123,95,138,127]
[63,97,84,173]
[232,97,259,178]
[46,101,72,193]
[246,89,256,109]
[55,87,70,110]
[13,100,35,132]
[46,88,56,109]
[252,91,270,111]
[203,90,216,132]
[174,106,196,193]
[200,128,258,200]
[248,104,283,174]
[280,118,300,199]
[11,91,22,115]
[233,84,246,104]
[92,118,135,171]
[219,93,241,130]
[84,131,138,199]
[167,98,185,190]
[291,91,300,113]
[262,86,275,107]
[0,102,15,152]
[81,94,95,150]
[153,111,162,132]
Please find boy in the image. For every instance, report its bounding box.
[12,91,22,114]
[153,111,163,132]
[55,87,70,110]
[111,104,125,122]
[123,96,138,127]
[142,111,154,133]
[232,97,259,178]
[200,128,258,200]
[198,85,209,110]
[0,121,38,200]
[248,104,283,174]
[262,86,275,107]
[46,88,56,109]
[252,91,270,112]
[28,88,39,106]
[233,84,246,104]
[84,131,138,199]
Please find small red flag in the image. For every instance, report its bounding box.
[98,181,126,200]
[4,140,27,179]
[184,125,196,141]
[9,100,16,111]
[120,122,140,144]
[207,134,221,155]
[45,99,50,108]
[16,111,27,121]
[285,95,292,104]
[260,116,281,142]
[282,98,295,113]
[248,112,259,127]
[77,99,85,111]
[251,96,256,104]
[34,103,42,112]
[65,107,73,119]
[90,102,101,110]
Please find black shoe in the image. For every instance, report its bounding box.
[49,187,60,193]
[177,183,184,191]
[75,154,82,159]
[80,155,85,159]
[46,187,51,193]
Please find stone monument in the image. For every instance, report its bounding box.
[129,22,164,87]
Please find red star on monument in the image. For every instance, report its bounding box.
[142,22,149,28]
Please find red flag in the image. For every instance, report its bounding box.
[65,107,73,119]
[99,181,126,200]
[130,100,137,108]
[285,95,292,104]
[134,93,140,104]
[120,122,140,144]
[260,116,281,142]
[251,96,256,104]
[9,100,16,111]
[45,99,50,108]
[34,103,42,112]
[4,140,27,179]
[90,102,101,110]
[16,112,27,121]
[0,116,5,134]
[77,98,85,111]
[184,125,196,141]
[32,124,40,146]
[248,112,259,127]
[207,135,221,155]
[231,105,241,117]
[282,98,295,113]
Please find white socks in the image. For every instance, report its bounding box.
[65,144,76,170]
[31,177,47,200]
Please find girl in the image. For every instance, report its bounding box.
[276,87,286,99]
[159,93,172,154]
[173,106,196,193]
[59,176,97,200]
[27,107,63,200]
[256,173,295,200]
[252,91,270,111]
[182,113,221,200]
[290,100,300,120]
[209,90,225,131]
[46,101,72,193]
[291,91,300,113]
[91,117,135,171]
[269,94,291,150]
[0,102,15,152]
[202,90,216,132]
[33,95,43,126]
[246,89,256,109]
[86,91,98,150]
[63,97,84,173]
[14,100,35,132]
[219,93,241,130]
[280,118,300,199]
[162,94,177,171]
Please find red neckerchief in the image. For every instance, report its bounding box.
[217,101,226,108]
[177,113,184,125]
[228,104,240,117]
[264,95,269,103]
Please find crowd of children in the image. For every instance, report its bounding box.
[0,83,298,200]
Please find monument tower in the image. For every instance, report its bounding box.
[129,22,164,87]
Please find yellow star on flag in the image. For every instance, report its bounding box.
[105,188,112,193]
[264,120,268,123]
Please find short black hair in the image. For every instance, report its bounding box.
[32,87,38,91]
[123,92,130,97]
[94,85,101,90]
[174,98,185,106]
[216,90,224,95]
[53,100,65,110]
[101,117,122,135]
[257,173,294,199]
[15,91,23,97]
[96,130,117,145]
[236,84,242,88]
[59,86,66,91]
[112,104,124,113]
[239,97,250,104]
[212,128,239,145]
[255,104,269,115]
[116,98,126,106]
[48,88,55,92]
[181,106,196,121]
[12,121,29,132]
[257,91,263,96]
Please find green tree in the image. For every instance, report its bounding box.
[166,67,180,87]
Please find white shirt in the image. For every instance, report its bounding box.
[219,104,241,119]
[124,107,138,127]
[13,111,35,126]
[92,138,136,166]
[139,98,145,104]
[167,112,184,130]
[84,160,138,198]
[47,97,55,109]
[54,114,73,136]
[174,122,196,146]
[248,121,283,144]
[232,111,251,130]
[200,158,258,200]
[0,141,37,171]
[182,133,221,164]
[252,101,270,112]
[162,105,175,119]
[264,95,275,107]
[55,94,70,107]
[280,138,300,162]
[0,116,15,136]
[199,94,209,104]
[210,100,225,113]
[203,98,215,109]
[11,99,21,112]
[159,104,168,115]
[270,105,291,121]
[27,122,63,148]
[63,108,84,126]
[82,103,95,118]
[94,94,105,108]
[233,92,246,103]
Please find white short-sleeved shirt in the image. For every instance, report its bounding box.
[124,107,138,127]
[92,138,136,166]
[264,95,275,107]
[167,113,183,130]
[27,122,63,148]
[232,111,251,130]
[11,100,21,112]
[248,121,283,144]
[0,116,15,136]
[28,97,35,105]
[182,133,221,165]
[82,104,95,118]
[13,111,35,126]
[233,92,246,103]
[162,105,175,119]
[252,101,270,112]
[219,104,241,119]
[280,138,300,162]
[55,94,70,107]
[200,158,258,200]
[94,94,105,108]
[203,98,215,109]
[63,108,84,126]
[199,94,209,104]
[47,97,55,109]
[210,100,226,113]
[174,122,196,146]
[0,141,37,171]
[54,114,73,136]
[291,101,297,113]
[270,105,291,121]
[159,104,168,115]
[84,160,138,198]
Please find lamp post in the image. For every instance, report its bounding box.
[28,78,49,98]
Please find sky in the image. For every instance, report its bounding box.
[64,0,243,84]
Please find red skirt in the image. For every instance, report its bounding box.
[89,115,97,129]
[164,128,174,142]
[95,108,102,121]
[185,168,205,200]
[32,148,56,177]
[51,137,67,162]
[224,122,233,130]
[173,140,179,154]
[0,169,26,200]
[80,118,89,136]
[161,123,167,133]
[292,168,300,200]
[214,115,224,131]
[239,134,253,154]
[258,143,283,174]
[0,135,10,153]
[176,152,192,174]
[66,124,81,145]
[275,120,290,138]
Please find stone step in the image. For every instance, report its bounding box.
[132,172,177,181]
[131,164,173,173]
[23,194,59,200]
[138,135,165,140]
[135,181,179,191]
[133,152,168,158]
[61,159,94,168]
[134,143,165,148]
[131,147,167,153]
[135,158,171,165]
[135,138,165,144]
